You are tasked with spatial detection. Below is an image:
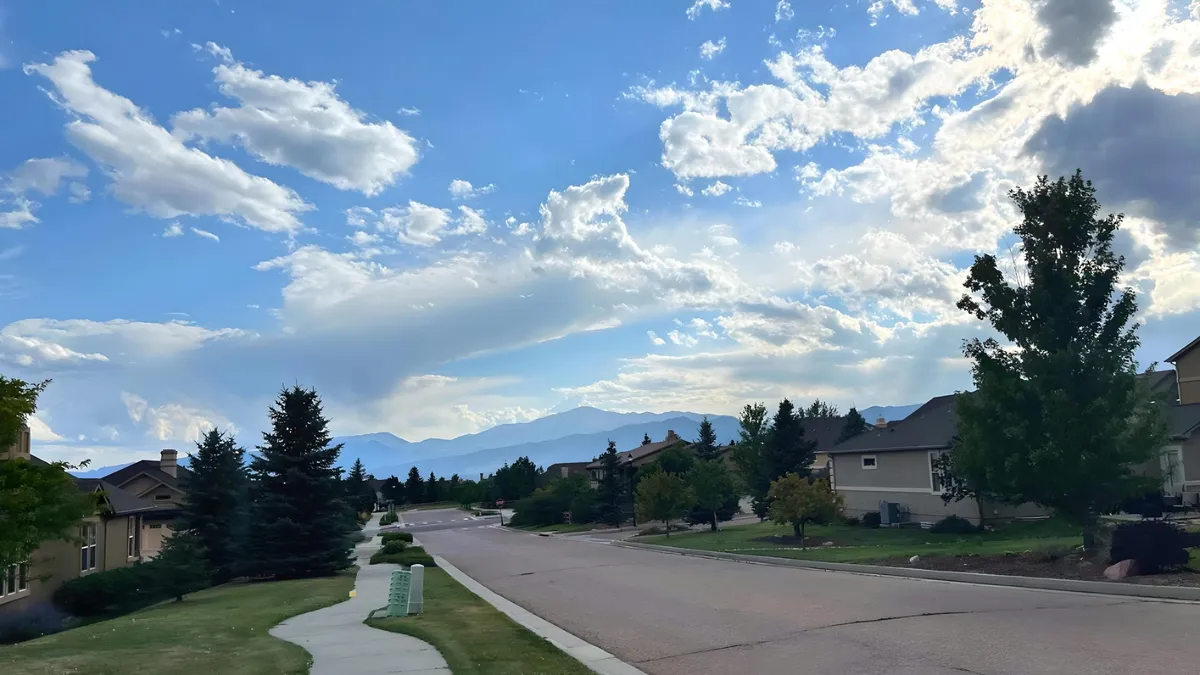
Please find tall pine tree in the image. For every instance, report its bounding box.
[762,399,816,483]
[693,416,720,461]
[176,429,247,583]
[246,386,355,579]
[405,467,424,504]
[345,458,375,515]
[426,472,440,502]
[596,440,625,526]
[837,408,868,443]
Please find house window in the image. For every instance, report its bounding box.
[127,517,139,558]
[154,494,172,501]
[148,524,162,529]
[18,563,27,592]
[3,564,15,595]
[861,455,877,470]
[80,523,97,572]
[929,451,946,494]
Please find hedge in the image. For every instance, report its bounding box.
[380,531,413,544]
[369,545,436,568]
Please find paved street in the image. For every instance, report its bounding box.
[383,509,501,534]
[413,508,1200,675]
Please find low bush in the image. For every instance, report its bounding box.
[0,601,69,644]
[929,515,978,535]
[53,564,164,617]
[357,511,372,525]
[381,531,413,544]
[380,540,408,555]
[1109,520,1190,573]
[369,545,437,568]
[861,511,881,528]
[379,511,399,526]
[842,516,861,527]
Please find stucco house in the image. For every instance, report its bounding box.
[1160,337,1200,500]
[100,449,193,558]
[586,430,691,486]
[0,427,156,618]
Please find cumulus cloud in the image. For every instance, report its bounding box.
[162,223,184,237]
[26,50,312,234]
[687,0,730,20]
[0,318,247,369]
[397,107,421,116]
[448,179,496,200]
[121,392,234,442]
[4,157,88,196]
[775,1,794,22]
[1035,0,1117,67]
[172,45,420,195]
[701,181,731,197]
[700,38,727,60]
[191,227,220,243]
[647,330,666,346]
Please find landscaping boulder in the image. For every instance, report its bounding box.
[1103,559,1139,580]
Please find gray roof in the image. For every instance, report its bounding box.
[1167,336,1200,364]
[1167,403,1200,440]
[102,460,193,494]
[1138,369,1178,405]
[800,416,866,455]
[828,395,959,454]
[74,477,159,515]
[585,436,690,469]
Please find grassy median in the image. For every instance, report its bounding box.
[2,573,355,675]
[367,568,593,675]
[638,518,1082,563]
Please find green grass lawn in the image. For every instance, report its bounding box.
[2,573,356,675]
[367,568,593,675]
[638,518,1083,563]
[513,522,607,534]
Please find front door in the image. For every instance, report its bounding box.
[1161,446,1184,496]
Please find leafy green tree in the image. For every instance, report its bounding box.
[176,429,247,583]
[634,471,692,537]
[762,399,816,483]
[1,376,97,569]
[954,172,1166,549]
[152,530,210,602]
[596,440,625,526]
[455,479,481,508]
[642,433,652,446]
[381,475,405,504]
[732,402,771,520]
[799,399,840,419]
[405,466,424,504]
[426,472,440,502]
[449,473,460,496]
[930,451,992,526]
[693,416,720,461]
[494,456,541,501]
[245,386,355,579]
[687,460,739,532]
[768,474,843,546]
[837,407,868,443]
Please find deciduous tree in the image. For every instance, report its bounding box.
[954,172,1165,549]
[687,460,738,532]
[634,471,692,537]
[732,402,771,520]
[767,474,843,547]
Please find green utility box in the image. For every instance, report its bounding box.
[386,565,426,617]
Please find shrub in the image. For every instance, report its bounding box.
[369,545,437,568]
[381,531,413,544]
[53,564,164,617]
[379,511,399,526]
[861,511,881,528]
[380,540,408,555]
[842,516,861,527]
[1109,520,1189,573]
[637,524,690,536]
[929,515,978,535]
[0,601,68,644]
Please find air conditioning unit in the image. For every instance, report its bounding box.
[1183,492,1200,506]
[879,501,904,526]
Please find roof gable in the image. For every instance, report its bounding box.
[1167,336,1200,364]
[102,459,192,492]
[828,394,958,454]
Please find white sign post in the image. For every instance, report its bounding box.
[408,564,425,615]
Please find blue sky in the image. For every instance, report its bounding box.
[3,0,1200,465]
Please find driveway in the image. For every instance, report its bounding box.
[416,509,1200,675]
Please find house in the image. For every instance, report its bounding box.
[827,396,1046,525]
[1159,337,1200,500]
[585,430,691,487]
[100,449,193,558]
[0,426,156,618]
[540,461,591,486]
[799,415,869,475]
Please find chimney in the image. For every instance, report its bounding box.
[1,424,31,461]
[560,465,569,478]
[874,417,887,429]
[160,449,178,477]
[665,430,679,443]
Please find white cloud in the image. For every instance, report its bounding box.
[0,318,247,368]
[397,107,421,116]
[345,201,487,246]
[162,223,184,237]
[450,206,489,236]
[674,183,694,197]
[700,180,731,196]
[687,0,730,20]
[26,50,311,234]
[668,330,699,347]
[647,330,666,346]
[27,414,64,442]
[67,182,90,203]
[0,198,38,230]
[172,45,420,196]
[448,179,496,200]
[121,392,234,442]
[4,157,88,196]
[699,38,727,60]
[191,227,220,243]
[775,0,794,22]
[733,196,761,208]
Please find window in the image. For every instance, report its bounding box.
[148,523,162,529]
[127,517,139,558]
[154,494,172,501]
[4,564,15,595]
[80,523,97,572]
[18,563,27,592]
[929,451,945,494]
[861,455,877,470]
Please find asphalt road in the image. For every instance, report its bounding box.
[413,508,1200,675]
[383,508,501,534]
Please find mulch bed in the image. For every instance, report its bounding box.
[751,535,858,548]
[878,551,1200,587]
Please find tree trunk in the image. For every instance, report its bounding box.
[799,522,806,549]
[710,510,719,533]
[975,498,987,529]
[664,519,670,538]
[792,521,802,539]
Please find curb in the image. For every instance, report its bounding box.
[613,541,1200,602]
[432,554,650,675]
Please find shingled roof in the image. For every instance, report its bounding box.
[585,434,690,469]
[1168,403,1200,440]
[102,460,193,493]
[73,477,159,515]
[828,395,959,454]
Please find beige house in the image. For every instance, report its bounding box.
[1161,338,1200,500]
[100,449,192,558]
[0,427,156,618]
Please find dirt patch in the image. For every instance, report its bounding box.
[750,535,857,548]
[878,551,1200,587]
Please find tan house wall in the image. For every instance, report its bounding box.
[1176,348,1200,405]
[121,474,180,505]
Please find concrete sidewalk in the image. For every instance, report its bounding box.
[270,515,449,674]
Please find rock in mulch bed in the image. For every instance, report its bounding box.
[751,535,854,548]
[881,550,1200,587]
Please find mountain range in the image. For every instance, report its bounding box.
[70,403,921,480]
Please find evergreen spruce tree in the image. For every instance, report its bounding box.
[405,467,424,504]
[693,416,720,461]
[152,530,210,601]
[176,429,247,583]
[246,386,355,579]
[762,399,816,482]
[837,408,868,443]
[426,472,440,502]
[345,458,375,514]
[642,433,652,446]
[596,440,625,526]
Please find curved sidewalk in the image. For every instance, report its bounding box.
[271,515,449,674]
